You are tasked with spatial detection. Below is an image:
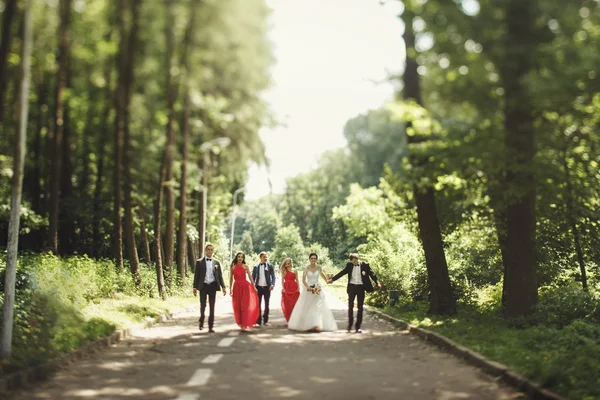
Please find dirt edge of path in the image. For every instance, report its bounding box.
[363,305,567,400]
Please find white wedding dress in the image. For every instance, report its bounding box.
[287,267,338,332]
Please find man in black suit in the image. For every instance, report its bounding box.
[193,243,226,332]
[328,253,381,333]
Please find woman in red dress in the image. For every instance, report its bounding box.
[229,252,259,331]
[280,257,300,322]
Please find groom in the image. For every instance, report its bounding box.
[328,253,381,333]
[193,244,226,333]
[252,252,275,326]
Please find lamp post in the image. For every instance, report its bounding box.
[229,186,246,263]
[198,137,231,254]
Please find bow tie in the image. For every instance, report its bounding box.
[206,258,211,261]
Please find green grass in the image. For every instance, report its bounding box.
[82,294,196,328]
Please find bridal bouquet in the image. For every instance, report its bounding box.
[309,283,321,295]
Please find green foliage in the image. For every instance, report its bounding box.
[332,184,393,240]
[535,285,599,327]
[305,242,332,269]
[380,284,600,400]
[0,253,193,371]
[270,224,307,267]
[357,224,425,307]
[236,231,254,256]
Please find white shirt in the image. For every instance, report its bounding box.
[350,263,362,285]
[204,258,215,284]
[258,263,267,287]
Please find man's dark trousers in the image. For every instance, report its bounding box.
[200,281,219,329]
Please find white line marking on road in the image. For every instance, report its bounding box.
[228,330,240,337]
[175,393,199,400]
[217,337,236,347]
[202,354,223,364]
[186,368,213,387]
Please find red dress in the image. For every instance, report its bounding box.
[232,264,259,328]
[281,269,300,321]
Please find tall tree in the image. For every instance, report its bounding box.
[152,0,176,297]
[92,59,113,258]
[176,6,196,283]
[162,0,177,285]
[122,0,142,284]
[1,0,33,360]
[47,0,72,254]
[0,0,18,121]
[500,0,539,317]
[401,10,456,315]
[112,0,128,269]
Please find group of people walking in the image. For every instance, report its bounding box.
[193,244,382,333]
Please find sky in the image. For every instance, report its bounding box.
[245,0,406,200]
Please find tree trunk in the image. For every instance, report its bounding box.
[188,237,196,273]
[162,0,177,288]
[501,0,538,317]
[47,0,72,254]
[139,207,152,263]
[92,60,113,258]
[198,156,207,254]
[563,147,587,290]
[0,0,18,121]
[112,0,128,269]
[59,74,75,255]
[122,0,142,284]
[401,13,455,315]
[1,0,33,360]
[177,93,190,284]
[154,160,167,298]
[493,205,510,306]
[30,75,48,216]
[176,9,196,284]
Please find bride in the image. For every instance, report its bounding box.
[287,252,338,332]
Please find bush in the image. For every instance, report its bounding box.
[0,253,173,371]
[357,223,424,307]
[444,218,504,288]
[535,285,599,327]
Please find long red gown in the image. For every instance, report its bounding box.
[281,269,300,322]
[232,264,259,328]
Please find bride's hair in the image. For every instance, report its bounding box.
[309,252,318,260]
[281,257,292,273]
[231,251,246,267]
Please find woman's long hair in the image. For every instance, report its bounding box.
[280,257,292,274]
[231,251,246,268]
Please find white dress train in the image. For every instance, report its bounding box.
[287,268,338,331]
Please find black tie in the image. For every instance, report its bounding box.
[206,258,211,261]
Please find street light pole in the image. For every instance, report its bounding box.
[229,186,246,263]
[198,137,231,256]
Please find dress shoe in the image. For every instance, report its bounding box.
[208,328,215,333]
[355,329,362,333]
[199,324,204,330]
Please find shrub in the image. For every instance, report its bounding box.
[357,223,424,307]
[535,285,599,327]
[0,253,160,371]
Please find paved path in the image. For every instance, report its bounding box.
[7,288,521,400]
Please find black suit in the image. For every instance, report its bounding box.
[331,261,379,331]
[193,257,226,330]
